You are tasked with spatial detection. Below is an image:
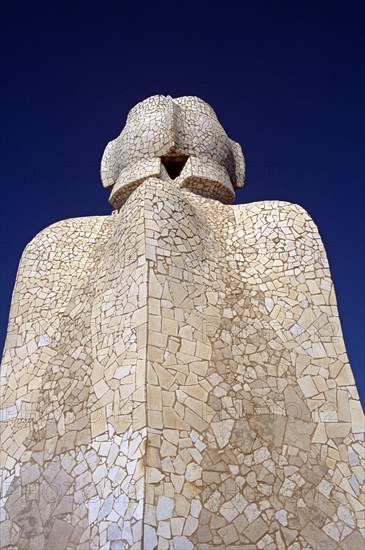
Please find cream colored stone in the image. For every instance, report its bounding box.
[0,95,363,550]
[349,400,365,433]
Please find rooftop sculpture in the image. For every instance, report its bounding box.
[101,95,245,207]
[0,96,364,549]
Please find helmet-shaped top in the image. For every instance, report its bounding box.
[101,95,245,208]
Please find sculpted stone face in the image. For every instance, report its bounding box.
[101,95,245,207]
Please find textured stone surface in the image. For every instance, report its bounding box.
[0,96,364,549]
[101,95,245,207]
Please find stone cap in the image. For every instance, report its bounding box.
[101,95,245,208]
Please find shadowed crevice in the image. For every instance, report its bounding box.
[160,154,189,179]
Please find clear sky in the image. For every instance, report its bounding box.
[0,0,364,405]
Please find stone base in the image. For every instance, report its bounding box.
[1,180,364,549]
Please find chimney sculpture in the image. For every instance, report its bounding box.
[1,96,364,549]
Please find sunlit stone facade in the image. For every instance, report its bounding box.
[1,96,364,549]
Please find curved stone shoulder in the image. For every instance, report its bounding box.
[234,199,318,226]
[16,214,114,298]
[16,215,115,282]
[1,215,114,367]
[23,215,111,255]
[232,198,363,413]
[232,200,324,256]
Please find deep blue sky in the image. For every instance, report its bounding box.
[1,0,364,405]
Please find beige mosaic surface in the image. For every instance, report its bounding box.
[101,95,245,208]
[1,97,364,549]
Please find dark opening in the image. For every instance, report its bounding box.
[161,154,189,179]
